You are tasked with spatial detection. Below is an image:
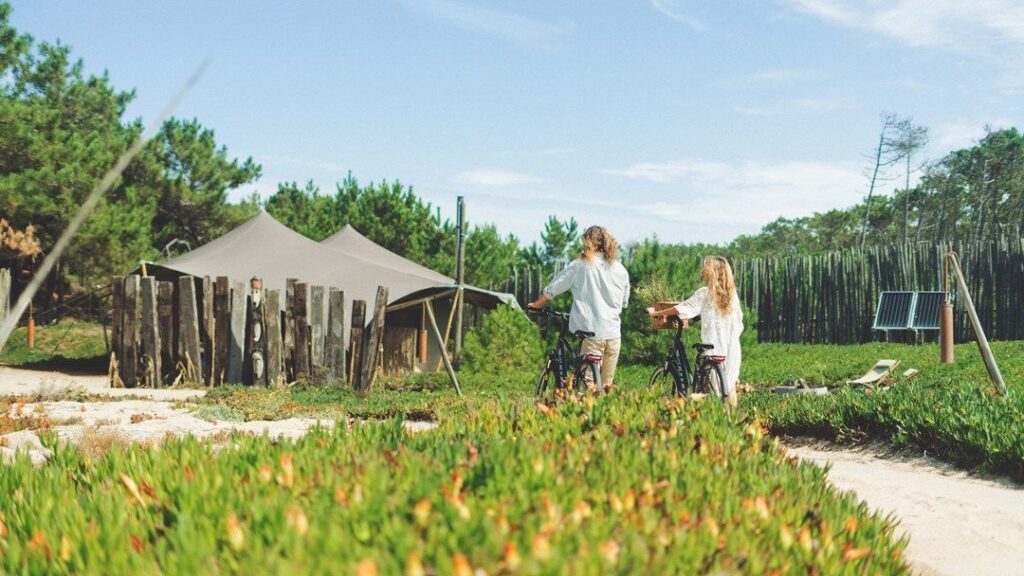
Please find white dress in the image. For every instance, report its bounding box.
[673,287,743,394]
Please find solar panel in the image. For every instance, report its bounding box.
[872,291,946,332]
[873,291,915,329]
[911,292,945,329]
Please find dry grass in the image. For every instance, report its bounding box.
[76,425,127,459]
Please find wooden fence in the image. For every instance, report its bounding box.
[734,238,1024,344]
[110,274,391,390]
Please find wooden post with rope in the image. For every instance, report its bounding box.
[943,251,1007,395]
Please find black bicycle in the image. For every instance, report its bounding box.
[528,307,603,397]
[648,318,729,410]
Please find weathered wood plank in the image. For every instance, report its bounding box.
[122,276,140,387]
[139,277,161,388]
[200,276,214,386]
[227,282,246,384]
[382,326,416,377]
[284,278,296,378]
[310,285,325,369]
[326,289,346,382]
[110,276,125,379]
[0,268,10,326]
[357,286,389,393]
[214,277,230,385]
[246,279,265,386]
[348,300,366,387]
[177,276,203,384]
[265,289,282,386]
[157,282,175,383]
[292,282,310,381]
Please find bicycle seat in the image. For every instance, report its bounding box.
[693,343,715,352]
[574,330,595,339]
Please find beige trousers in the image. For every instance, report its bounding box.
[580,338,622,387]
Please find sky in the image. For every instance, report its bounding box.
[8,0,1023,245]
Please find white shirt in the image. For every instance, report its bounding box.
[543,255,630,340]
[674,287,744,394]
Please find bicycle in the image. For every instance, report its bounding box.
[647,317,730,411]
[528,307,603,397]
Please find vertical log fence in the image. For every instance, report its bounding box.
[734,238,1024,344]
[109,274,390,390]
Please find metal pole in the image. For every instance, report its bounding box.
[453,196,466,364]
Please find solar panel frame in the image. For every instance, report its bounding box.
[910,291,945,330]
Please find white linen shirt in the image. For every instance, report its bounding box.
[542,255,630,340]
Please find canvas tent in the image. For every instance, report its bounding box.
[144,211,515,375]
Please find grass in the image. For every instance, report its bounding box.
[0,390,911,575]
[0,320,108,369]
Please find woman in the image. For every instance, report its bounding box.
[646,256,742,407]
[528,225,630,389]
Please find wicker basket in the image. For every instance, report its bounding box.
[650,301,680,330]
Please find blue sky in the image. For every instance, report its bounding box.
[8,1,1023,245]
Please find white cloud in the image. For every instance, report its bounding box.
[933,119,1014,151]
[784,0,1024,54]
[403,0,570,45]
[607,159,865,226]
[651,0,708,32]
[456,169,542,187]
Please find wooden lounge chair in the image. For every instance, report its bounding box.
[848,359,900,386]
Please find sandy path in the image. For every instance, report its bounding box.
[787,443,1024,576]
[0,365,205,401]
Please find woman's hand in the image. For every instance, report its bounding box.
[645,306,656,317]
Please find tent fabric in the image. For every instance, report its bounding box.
[146,211,515,314]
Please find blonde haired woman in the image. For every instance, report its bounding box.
[646,256,743,407]
[529,226,630,389]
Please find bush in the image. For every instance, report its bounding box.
[461,304,544,380]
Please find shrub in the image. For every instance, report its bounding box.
[461,304,544,381]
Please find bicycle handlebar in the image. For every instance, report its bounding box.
[526,306,569,321]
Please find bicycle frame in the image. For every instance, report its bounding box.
[663,322,692,396]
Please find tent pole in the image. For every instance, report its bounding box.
[435,289,460,371]
[425,300,462,396]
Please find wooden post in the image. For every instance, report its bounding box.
[214,277,230,385]
[201,276,214,385]
[265,289,283,386]
[227,282,246,384]
[157,282,175,383]
[110,276,125,377]
[284,278,296,378]
[139,277,161,388]
[425,299,462,396]
[178,276,203,384]
[357,286,388,393]
[348,300,366,386]
[945,252,1006,395]
[293,282,310,381]
[122,276,140,387]
[326,289,346,381]
[310,285,326,369]
[454,196,466,364]
[246,278,266,386]
[0,268,9,326]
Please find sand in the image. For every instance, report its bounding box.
[787,443,1024,576]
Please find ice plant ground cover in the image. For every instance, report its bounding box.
[0,390,909,574]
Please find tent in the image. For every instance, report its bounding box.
[144,211,516,378]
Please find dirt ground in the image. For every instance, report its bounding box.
[3,366,1022,575]
[786,442,1024,576]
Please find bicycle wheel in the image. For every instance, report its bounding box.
[585,361,602,394]
[648,365,677,396]
[701,364,728,411]
[536,362,555,397]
